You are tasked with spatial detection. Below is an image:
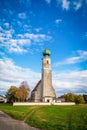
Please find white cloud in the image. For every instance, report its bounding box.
[4,22,10,29]
[62,0,70,10]
[17,21,22,27]
[24,33,51,42]
[53,70,87,96]
[55,19,62,24]
[18,13,27,19]
[0,57,41,92]
[8,44,28,53]
[0,27,14,43]
[3,9,14,16]
[73,1,82,10]
[0,26,30,53]
[35,28,42,32]
[57,0,84,11]
[0,24,52,53]
[23,24,32,31]
[54,50,87,67]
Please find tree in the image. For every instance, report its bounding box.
[15,84,30,102]
[6,81,30,103]
[20,81,30,98]
[6,86,18,103]
[65,93,75,102]
[60,93,75,102]
[75,95,84,104]
[59,93,85,104]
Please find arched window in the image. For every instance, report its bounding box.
[47,60,49,64]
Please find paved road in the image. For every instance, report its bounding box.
[0,111,40,130]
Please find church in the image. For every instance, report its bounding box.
[31,49,56,103]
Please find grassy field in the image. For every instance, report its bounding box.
[0,104,87,130]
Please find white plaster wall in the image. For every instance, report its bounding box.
[53,102,75,105]
[13,102,75,106]
[13,102,51,106]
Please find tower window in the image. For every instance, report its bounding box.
[47,60,49,64]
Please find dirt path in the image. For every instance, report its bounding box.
[0,111,40,130]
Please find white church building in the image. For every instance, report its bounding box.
[31,48,56,103]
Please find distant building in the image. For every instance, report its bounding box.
[0,95,7,103]
[56,97,65,102]
[31,49,56,103]
[83,94,87,103]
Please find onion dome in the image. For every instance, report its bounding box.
[43,48,51,57]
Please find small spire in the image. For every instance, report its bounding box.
[43,48,51,57]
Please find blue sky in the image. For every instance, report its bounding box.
[0,0,87,96]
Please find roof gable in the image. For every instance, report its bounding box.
[32,80,41,92]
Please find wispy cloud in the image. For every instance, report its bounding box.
[23,24,32,31]
[73,1,82,10]
[62,0,70,10]
[53,70,87,96]
[18,13,27,19]
[57,0,70,10]
[45,0,51,4]
[3,9,14,16]
[35,28,42,32]
[0,57,41,91]
[3,22,10,29]
[0,23,52,53]
[23,33,51,42]
[56,0,84,11]
[55,19,62,24]
[54,50,87,67]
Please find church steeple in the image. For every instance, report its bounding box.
[31,48,56,102]
[42,48,56,102]
[43,48,51,57]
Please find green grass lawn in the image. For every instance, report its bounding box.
[0,104,87,130]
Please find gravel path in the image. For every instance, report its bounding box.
[0,111,40,130]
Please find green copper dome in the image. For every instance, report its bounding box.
[43,48,51,56]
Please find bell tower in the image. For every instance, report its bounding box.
[42,49,56,102]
